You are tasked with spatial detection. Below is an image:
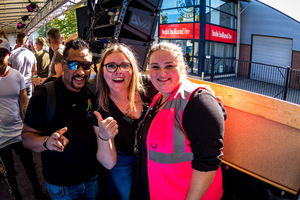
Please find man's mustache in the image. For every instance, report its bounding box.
[72,74,87,79]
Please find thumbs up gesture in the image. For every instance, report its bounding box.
[94,111,118,141]
[45,127,69,152]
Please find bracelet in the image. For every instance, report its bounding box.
[43,136,50,150]
[98,135,109,141]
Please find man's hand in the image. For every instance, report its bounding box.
[32,76,41,86]
[94,111,118,141]
[45,127,69,152]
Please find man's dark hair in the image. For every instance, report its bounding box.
[17,32,26,45]
[63,39,91,59]
[47,28,61,43]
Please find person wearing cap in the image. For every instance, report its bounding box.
[0,38,47,200]
[8,32,37,99]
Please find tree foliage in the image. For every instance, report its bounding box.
[37,8,78,39]
[161,14,168,24]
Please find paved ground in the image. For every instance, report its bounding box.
[0,151,48,200]
[1,152,296,200]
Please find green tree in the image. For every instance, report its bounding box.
[178,16,184,22]
[37,8,78,39]
[161,14,168,24]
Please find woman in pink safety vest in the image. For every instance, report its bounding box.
[131,42,227,200]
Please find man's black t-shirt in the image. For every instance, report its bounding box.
[24,77,98,186]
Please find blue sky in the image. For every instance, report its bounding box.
[259,0,300,22]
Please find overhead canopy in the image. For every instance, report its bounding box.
[0,0,251,35]
[0,0,86,35]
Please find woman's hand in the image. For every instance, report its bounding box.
[94,111,118,141]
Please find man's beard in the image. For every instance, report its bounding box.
[70,74,87,90]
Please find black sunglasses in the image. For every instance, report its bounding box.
[63,60,93,70]
[104,63,132,73]
[0,51,8,58]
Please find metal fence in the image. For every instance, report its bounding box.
[203,56,300,105]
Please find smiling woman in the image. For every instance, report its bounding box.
[131,42,226,200]
[94,43,157,200]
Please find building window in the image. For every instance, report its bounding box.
[160,8,194,24]
[159,0,238,76]
[162,0,200,9]
[160,39,195,71]
[207,0,236,15]
[206,8,236,29]
[205,41,236,74]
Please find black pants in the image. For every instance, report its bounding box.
[0,141,41,199]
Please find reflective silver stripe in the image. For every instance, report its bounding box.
[149,81,201,164]
[149,150,194,164]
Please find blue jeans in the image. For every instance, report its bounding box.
[109,151,134,200]
[45,176,98,200]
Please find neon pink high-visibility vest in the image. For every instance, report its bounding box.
[147,80,223,200]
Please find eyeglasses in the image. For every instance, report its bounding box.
[0,51,8,58]
[104,63,132,73]
[63,60,93,70]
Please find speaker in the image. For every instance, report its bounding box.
[119,38,150,71]
[76,6,89,40]
[97,0,123,9]
[89,0,163,68]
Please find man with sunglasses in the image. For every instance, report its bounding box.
[0,38,47,200]
[22,39,117,200]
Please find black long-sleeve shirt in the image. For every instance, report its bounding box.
[131,88,227,199]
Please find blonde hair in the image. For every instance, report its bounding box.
[147,42,188,78]
[36,37,47,47]
[96,43,145,112]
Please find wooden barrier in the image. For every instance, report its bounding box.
[188,78,300,194]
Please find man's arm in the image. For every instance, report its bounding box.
[54,63,63,77]
[0,29,9,41]
[32,63,37,76]
[22,124,69,152]
[185,170,216,200]
[19,89,28,120]
[64,32,78,44]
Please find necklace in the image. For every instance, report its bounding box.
[133,96,168,154]
[123,107,134,124]
[155,96,168,112]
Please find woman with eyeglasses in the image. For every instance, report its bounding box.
[95,43,157,200]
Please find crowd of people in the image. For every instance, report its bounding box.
[0,27,226,200]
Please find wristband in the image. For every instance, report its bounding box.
[98,135,109,141]
[43,136,50,150]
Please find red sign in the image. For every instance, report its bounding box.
[209,25,236,44]
[194,23,199,39]
[160,23,194,39]
[159,23,236,44]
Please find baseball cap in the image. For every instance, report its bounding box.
[0,38,10,52]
